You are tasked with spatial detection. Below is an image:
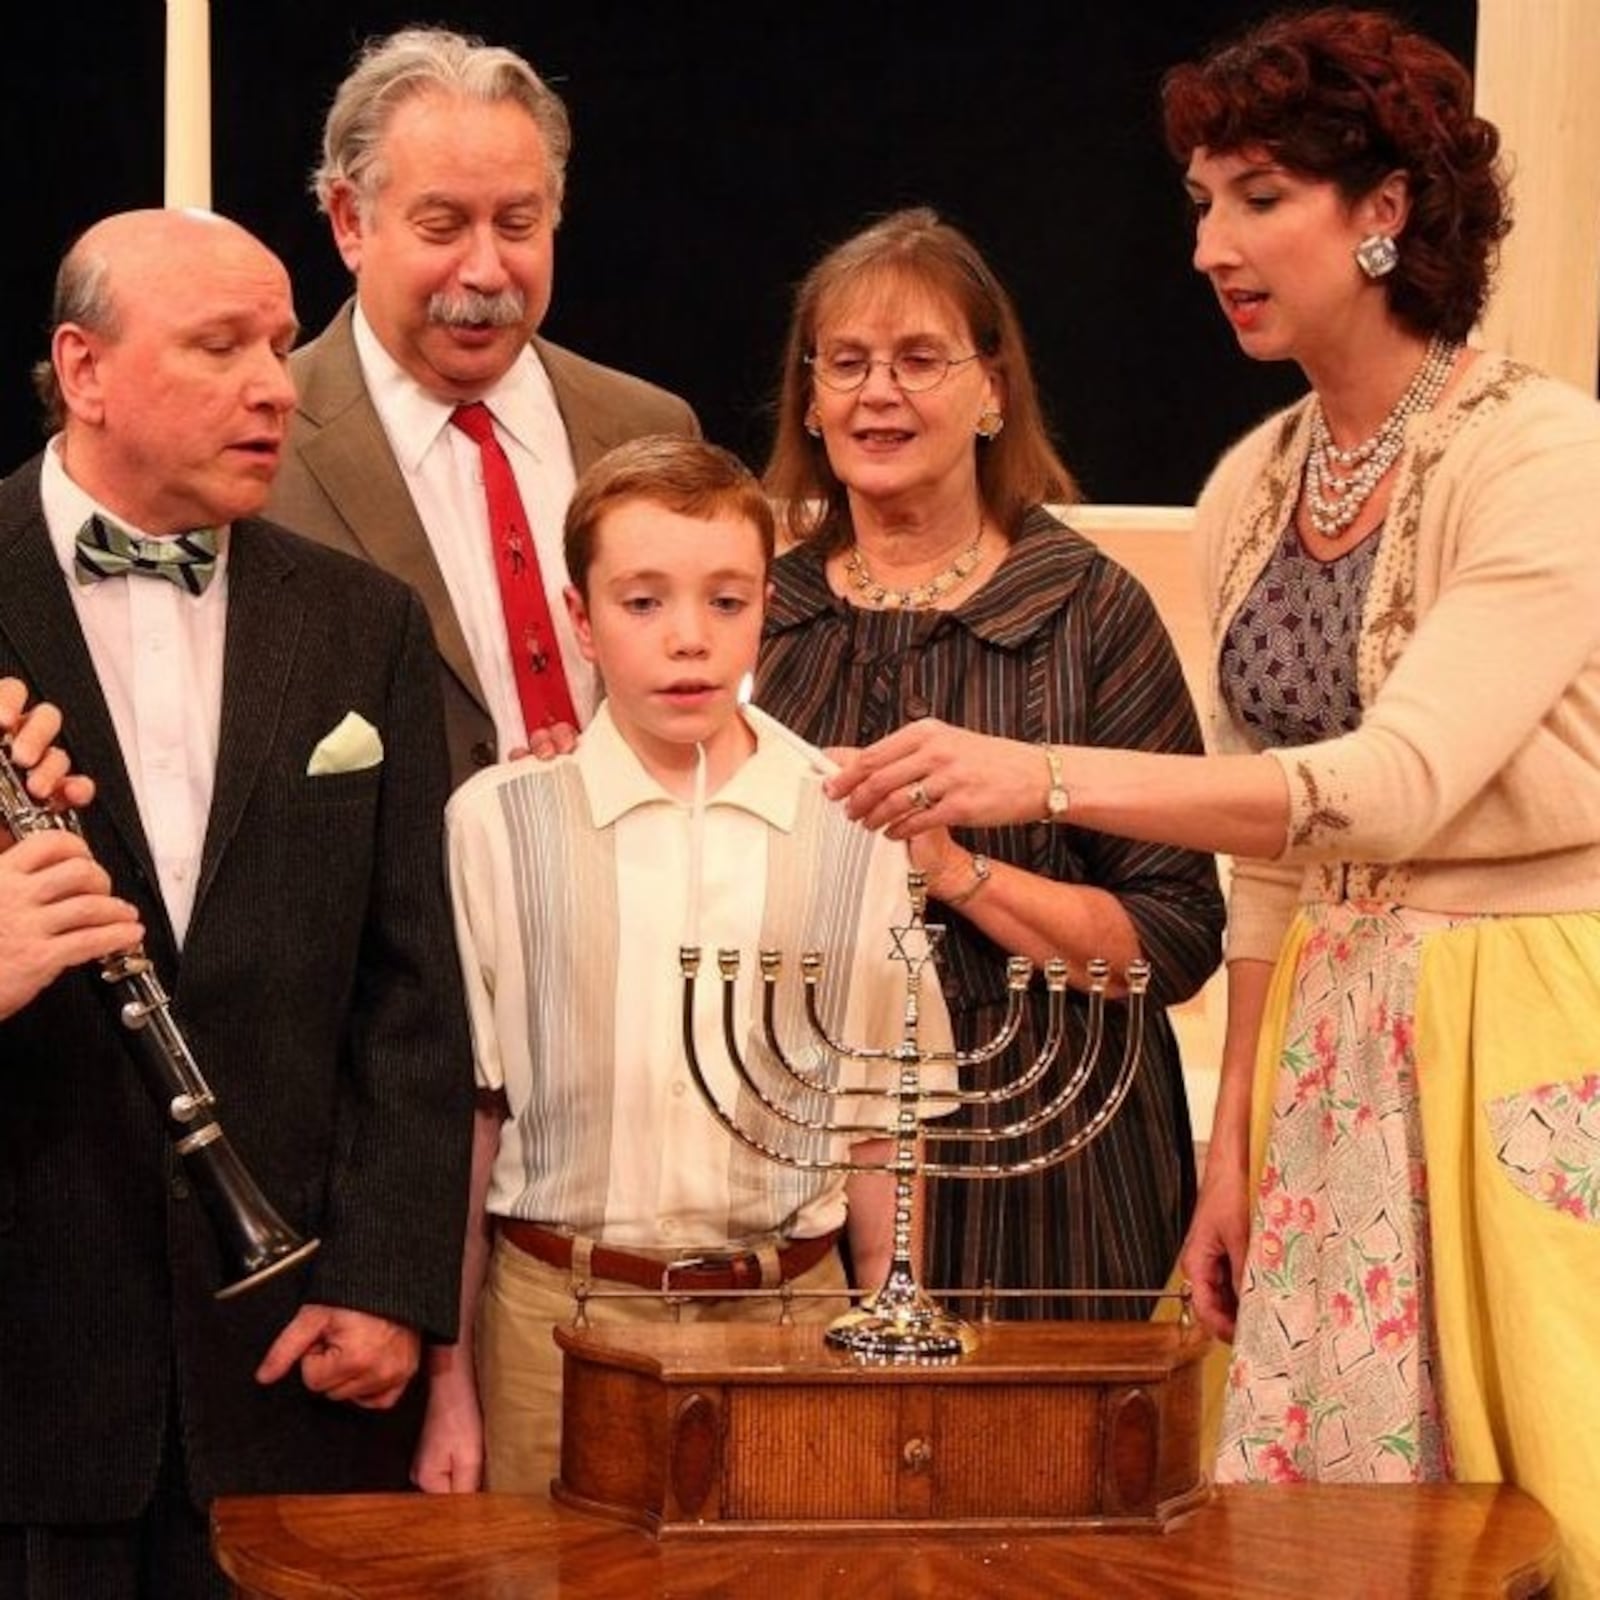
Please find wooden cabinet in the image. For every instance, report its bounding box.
[553,1320,1209,1536]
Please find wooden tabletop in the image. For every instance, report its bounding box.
[213,1484,1557,1599]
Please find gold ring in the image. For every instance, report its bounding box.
[908,781,932,811]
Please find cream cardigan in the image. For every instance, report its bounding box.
[1198,354,1600,963]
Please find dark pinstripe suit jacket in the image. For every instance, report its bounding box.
[268,303,701,788]
[0,459,473,1521]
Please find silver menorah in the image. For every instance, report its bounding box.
[678,870,1150,1363]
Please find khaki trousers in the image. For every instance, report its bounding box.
[478,1233,849,1494]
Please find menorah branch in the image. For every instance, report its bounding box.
[679,872,1152,1363]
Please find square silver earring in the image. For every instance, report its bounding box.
[1355,234,1399,279]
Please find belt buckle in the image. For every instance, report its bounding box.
[661,1255,713,1293]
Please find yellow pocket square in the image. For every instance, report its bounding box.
[307,711,384,776]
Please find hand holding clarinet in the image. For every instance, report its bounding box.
[0,675,318,1294]
[0,676,143,1019]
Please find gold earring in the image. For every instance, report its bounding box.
[976,408,1005,441]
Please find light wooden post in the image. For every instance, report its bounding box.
[1474,0,1600,392]
[164,0,211,208]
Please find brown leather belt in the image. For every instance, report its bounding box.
[497,1219,840,1293]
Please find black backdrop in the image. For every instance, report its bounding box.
[1,2,1475,504]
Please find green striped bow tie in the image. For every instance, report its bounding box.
[74,514,220,596]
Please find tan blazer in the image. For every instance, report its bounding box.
[268,302,700,786]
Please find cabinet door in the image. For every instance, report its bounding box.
[928,1383,1104,1518]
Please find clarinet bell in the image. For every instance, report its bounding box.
[177,1123,320,1299]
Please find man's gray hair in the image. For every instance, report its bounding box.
[32,240,118,433]
[310,27,572,221]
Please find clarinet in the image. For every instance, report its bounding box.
[0,734,318,1298]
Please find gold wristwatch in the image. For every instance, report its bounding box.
[1041,744,1070,821]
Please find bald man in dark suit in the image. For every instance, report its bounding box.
[0,208,471,1600]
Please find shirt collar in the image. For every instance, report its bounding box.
[350,305,556,471]
[40,435,231,582]
[764,506,1097,651]
[578,700,813,833]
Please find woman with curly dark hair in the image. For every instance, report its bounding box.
[826,13,1600,1587]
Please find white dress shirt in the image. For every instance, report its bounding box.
[447,703,956,1250]
[351,310,594,754]
[42,440,226,948]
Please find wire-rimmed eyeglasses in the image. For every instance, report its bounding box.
[805,350,980,394]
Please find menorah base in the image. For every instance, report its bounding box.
[553,1318,1210,1538]
[824,1297,978,1362]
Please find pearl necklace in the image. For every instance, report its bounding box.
[1304,336,1460,539]
[843,524,985,610]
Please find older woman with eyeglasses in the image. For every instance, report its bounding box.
[756,208,1226,1321]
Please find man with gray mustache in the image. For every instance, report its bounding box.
[270,27,700,786]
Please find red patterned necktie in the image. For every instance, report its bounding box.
[450,402,577,734]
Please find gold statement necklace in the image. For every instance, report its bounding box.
[843,523,985,610]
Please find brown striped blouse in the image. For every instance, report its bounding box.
[758,506,1225,1319]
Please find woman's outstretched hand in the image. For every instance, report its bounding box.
[828,718,1047,837]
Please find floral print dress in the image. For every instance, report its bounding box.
[1214,899,1454,1482]
[1211,518,1452,1482]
